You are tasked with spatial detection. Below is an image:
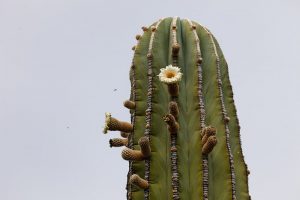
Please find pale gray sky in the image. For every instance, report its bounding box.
[0,0,299,199]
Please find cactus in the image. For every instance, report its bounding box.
[103,17,250,200]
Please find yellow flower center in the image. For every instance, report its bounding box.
[166,71,176,78]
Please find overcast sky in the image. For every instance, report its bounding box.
[0,0,299,199]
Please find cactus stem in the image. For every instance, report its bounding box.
[109,138,128,147]
[169,17,180,200]
[124,100,136,109]
[103,113,133,133]
[163,114,179,135]
[130,174,149,189]
[169,101,179,121]
[202,136,217,155]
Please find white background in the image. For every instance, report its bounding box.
[0,0,299,199]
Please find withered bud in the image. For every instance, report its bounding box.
[172,43,180,55]
[130,174,149,189]
[172,25,177,30]
[202,135,217,155]
[192,25,196,30]
[168,83,179,98]
[142,26,148,32]
[151,26,156,32]
[109,138,128,147]
[138,137,151,158]
[123,100,135,109]
[201,126,216,144]
[135,34,141,40]
[163,114,179,134]
[132,46,136,51]
[169,101,179,121]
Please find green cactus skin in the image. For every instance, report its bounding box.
[104,17,250,200]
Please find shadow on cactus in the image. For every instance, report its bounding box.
[103,17,250,200]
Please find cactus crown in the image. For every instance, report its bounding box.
[103,17,250,200]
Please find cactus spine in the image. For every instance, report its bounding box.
[103,17,250,200]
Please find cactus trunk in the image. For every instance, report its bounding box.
[103,17,250,200]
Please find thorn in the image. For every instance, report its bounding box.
[135,34,141,40]
[197,57,203,64]
[142,26,148,32]
[172,43,180,55]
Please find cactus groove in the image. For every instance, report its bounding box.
[103,17,250,200]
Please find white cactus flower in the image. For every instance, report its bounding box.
[158,65,183,84]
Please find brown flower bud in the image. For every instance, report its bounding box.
[130,174,149,189]
[123,100,135,109]
[202,136,217,155]
[109,138,128,147]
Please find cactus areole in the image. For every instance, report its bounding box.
[103,17,250,200]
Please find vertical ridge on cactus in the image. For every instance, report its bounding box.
[103,17,250,200]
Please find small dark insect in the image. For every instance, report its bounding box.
[113,89,117,91]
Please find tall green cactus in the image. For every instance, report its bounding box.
[103,17,250,200]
